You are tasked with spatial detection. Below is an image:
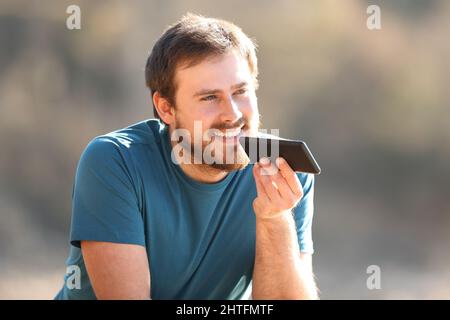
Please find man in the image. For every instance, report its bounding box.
[55,13,318,300]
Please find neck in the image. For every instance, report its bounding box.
[178,161,229,184]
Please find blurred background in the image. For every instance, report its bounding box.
[1,0,449,299]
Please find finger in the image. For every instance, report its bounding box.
[276,157,303,197]
[253,164,268,198]
[259,157,271,166]
[259,157,279,176]
[271,168,294,199]
[264,162,299,208]
[259,164,282,202]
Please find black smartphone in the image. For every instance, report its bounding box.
[239,135,321,174]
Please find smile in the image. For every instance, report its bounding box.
[214,128,242,138]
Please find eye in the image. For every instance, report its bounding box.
[234,88,247,95]
[201,95,217,101]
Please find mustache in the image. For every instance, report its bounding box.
[211,118,247,131]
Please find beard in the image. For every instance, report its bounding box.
[173,116,258,173]
[206,138,250,171]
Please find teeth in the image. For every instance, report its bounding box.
[215,129,241,137]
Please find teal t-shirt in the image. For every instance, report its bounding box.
[54,119,315,300]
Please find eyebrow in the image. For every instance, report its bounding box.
[193,81,249,98]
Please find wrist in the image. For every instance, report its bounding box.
[255,210,294,228]
[255,210,299,252]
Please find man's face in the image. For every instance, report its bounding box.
[169,49,260,172]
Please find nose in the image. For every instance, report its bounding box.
[220,95,243,124]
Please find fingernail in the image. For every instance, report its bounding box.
[276,157,282,166]
[260,157,270,165]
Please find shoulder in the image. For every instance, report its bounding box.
[100,118,163,148]
[80,119,164,163]
[79,135,127,168]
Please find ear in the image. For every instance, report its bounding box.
[153,91,176,125]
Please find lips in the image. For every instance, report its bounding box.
[211,126,245,144]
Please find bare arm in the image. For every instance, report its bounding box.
[252,213,318,299]
[251,157,318,299]
[81,241,151,299]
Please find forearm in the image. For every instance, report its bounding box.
[252,211,318,300]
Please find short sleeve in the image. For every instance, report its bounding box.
[69,137,145,248]
[292,173,315,254]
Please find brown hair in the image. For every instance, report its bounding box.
[145,13,259,123]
